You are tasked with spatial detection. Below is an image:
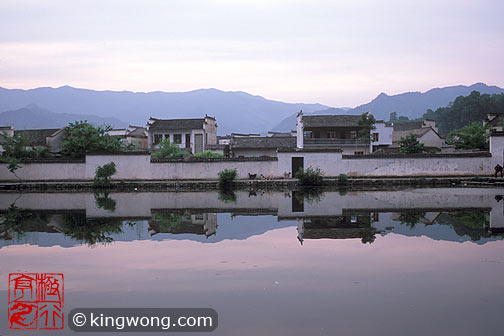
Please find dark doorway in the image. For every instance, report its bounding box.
[185,134,191,149]
[292,157,304,176]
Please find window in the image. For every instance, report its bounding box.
[328,131,336,138]
[153,134,163,145]
[173,134,182,144]
[373,213,380,222]
[350,131,357,139]
[372,133,379,142]
[303,130,313,138]
[354,151,364,155]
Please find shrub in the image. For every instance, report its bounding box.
[192,150,224,159]
[295,167,324,186]
[398,133,424,154]
[93,162,117,188]
[151,139,186,159]
[218,168,237,189]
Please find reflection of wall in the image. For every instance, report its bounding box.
[1,189,503,230]
[148,213,218,237]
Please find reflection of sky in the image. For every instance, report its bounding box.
[1,226,504,335]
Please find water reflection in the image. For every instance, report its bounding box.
[0,188,503,247]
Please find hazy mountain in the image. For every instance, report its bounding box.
[351,82,504,121]
[272,83,504,132]
[0,104,127,130]
[0,86,329,135]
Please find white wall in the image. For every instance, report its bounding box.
[0,162,86,181]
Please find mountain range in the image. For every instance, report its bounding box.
[0,104,127,130]
[0,83,503,134]
[272,83,504,132]
[0,86,327,134]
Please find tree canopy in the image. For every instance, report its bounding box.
[358,113,376,143]
[61,121,128,158]
[422,91,504,134]
[446,122,489,150]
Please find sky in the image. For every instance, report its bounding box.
[0,0,503,107]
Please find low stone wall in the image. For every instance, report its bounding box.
[0,154,278,181]
[0,148,499,182]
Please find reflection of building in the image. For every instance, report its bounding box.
[148,212,217,237]
[296,212,376,243]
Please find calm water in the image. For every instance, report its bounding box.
[1,188,503,335]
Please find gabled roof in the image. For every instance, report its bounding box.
[303,115,362,128]
[127,126,147,138]
[231,136,296,149]
[393,121,424,131]
[14,129,61,146]
[392,127,434,143]
[149,118,205,131]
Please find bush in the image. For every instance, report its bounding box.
[151,139,186,159]
[218,189,237,203]
[338,174,348,183]
[192,150,224,159]
[295,167,324,186]
[93,162,117,188]
[218,168,237,188]
[398,133,424,154]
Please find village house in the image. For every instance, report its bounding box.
[146,115,217,154]
[107,125,148,149]
[484,113,504,132]
[391,119,447,149]
[2,127,66,153]
[296,111,393,155]
[229,136,296,158]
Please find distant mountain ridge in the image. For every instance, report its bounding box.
[272,83,504,132]
[0,104,127,130]
[0,86,329,135]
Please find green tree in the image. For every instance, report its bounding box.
[389,112,398,123]
[358,112,376,143]
[61,121,126,158]
[151,139,186,159]
[446,122,489,150]
[1,132,49,174]
[398,133,424,153]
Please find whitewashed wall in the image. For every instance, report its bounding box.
[277,151,493,177]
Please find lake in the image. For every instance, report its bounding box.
[1,188,503,335]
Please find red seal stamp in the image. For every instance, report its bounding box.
[8,273,64,330]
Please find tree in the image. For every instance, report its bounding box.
[1,132,49,175]
[151,139,186,159]
[398,133,424,153]
[358,113,376,143]
[446,122,489,150]
[61,121,126,158]
[389,112,398,123]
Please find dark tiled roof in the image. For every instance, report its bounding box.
[303,115,362,128]
[127,127,147,138]
[149,118,204,131]
[392,128,433,143]
[231,136,296,149]
[486,114,504,127]
[393,121,424,131]
[14,129,61,146]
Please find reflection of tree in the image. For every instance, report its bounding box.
[0,204,51,240]
[218,189,237,204]
[294,187,324,204]
[360,227,377,244]
[60,214,124,246]
[435,211,491,241]
[398,211,426,229]
[151,213,184,233]
[93,191,117,212]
